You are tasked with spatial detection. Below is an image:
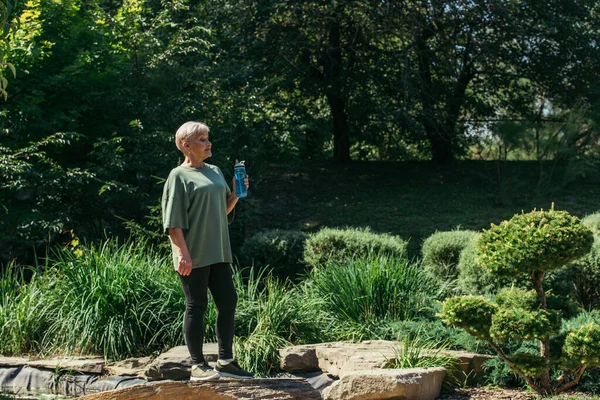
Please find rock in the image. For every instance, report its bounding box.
[105,356,153,377]
[0,357,29,367]
[142,344,219,381]
[280,341,492,381]
[437,350,493,385]
[78,378,321,399]
[27,356,106,374]
[322,367,446,400]
[290,371,336,394]
[279,346,319,372]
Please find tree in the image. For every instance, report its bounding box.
[0,0,17,100]
[439,208,598,396]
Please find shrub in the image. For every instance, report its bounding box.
[303,254,437,340]
[231,267,323,376]
[239,229,308,281]
[421,229,478,283]
[303,227,407,268]
[39,239,185,360]
[582,212,600,234]
[559,236,600,309]
[440,208,596,396]
[0,263,47,355]
[476,209,593,277]
[455,237,518,295]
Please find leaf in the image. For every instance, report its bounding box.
[7,62,15,78]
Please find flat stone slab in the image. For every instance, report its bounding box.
[79,378,321,399]
[27,356,105,374]
[0,355,105,374]
[0,357,30,367]
[323,367,446,400]
[142,344,219,381]
[280,341,492,380]
[105,356,153,377]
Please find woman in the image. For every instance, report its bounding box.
[161,121,252,380]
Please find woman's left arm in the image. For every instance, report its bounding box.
[226,175,249,214]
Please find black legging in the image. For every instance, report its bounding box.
[178,263,237,364]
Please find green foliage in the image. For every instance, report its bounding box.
[383,335,458,370]
[562,323,600,368]
[421,229,477,287]
[239,229,308,281]
[455,237,515,295]
[559,236,600,309]
[476,209,594,277]
[0,263,47,355]
[303,227,407,268]
[231,268,323,376]
[582,212,600,235]
[303,254,437,339]
[39,239,184,360]
[438,296,497,339]
[508,352,549,376]
[0,0,17,100]
[384,319,491,354]
[490,307,559,342]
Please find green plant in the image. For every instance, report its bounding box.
[303,227,408,268]
[231,267,323,376]
[421,229,477,283]
[558,236,600,310]
[455,236,519,295]
[384,335,458,370]
[39,239,184,360]
[439,208,597,396]
[239,229,308,281]
[0,262,47,355]
[582,212,600,235]
[303,254,438,340]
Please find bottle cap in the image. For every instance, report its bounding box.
[234,160,246,169]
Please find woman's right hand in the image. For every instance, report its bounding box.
[177,253,193,276]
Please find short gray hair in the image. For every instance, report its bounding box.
[175,121,210,152]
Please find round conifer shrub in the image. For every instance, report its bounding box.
[303,227,407,268]
[582,212,600,234]
[240,229,308,280]
[421,229,478,282]
[456,237,517,295]
[476,209,594,277]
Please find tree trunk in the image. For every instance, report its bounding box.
[416,31,454,164]
[324,18,351,162]
[326,92,351,161]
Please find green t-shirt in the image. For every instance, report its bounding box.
[161,164,233,270]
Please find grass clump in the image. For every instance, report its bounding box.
[239,229,308,281]
[0,263,47,355]
[303,254,438,340]
[384,334,458,370]
[232,267,323,376]
[39,239,184,360]
[303,227,407,268]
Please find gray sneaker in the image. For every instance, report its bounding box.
[215,360,254,379]
[190,362,220,381]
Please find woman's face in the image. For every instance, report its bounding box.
[185,132,212,161]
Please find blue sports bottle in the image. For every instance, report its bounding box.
[234,160,247,198]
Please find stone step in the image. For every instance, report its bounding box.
[78,378,321,400]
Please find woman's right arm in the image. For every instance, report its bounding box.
[168,228,193,276]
